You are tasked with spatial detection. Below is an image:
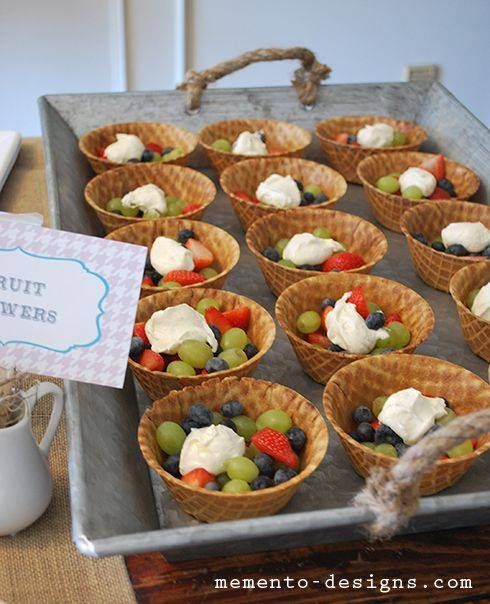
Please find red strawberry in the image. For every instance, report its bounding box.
[142,275,154,287]
[133,322,150,346]
[223,306,251,330]
[322,252,366,273]
[200,369,208,376]
[96,147,106,158]
[163,270,206,286]
[181,468,215,488]
[138,349,165,372]
[205,307,232,334]
[146,142,163,154]
[184,238,214,269]
[307,331,330,347]
[471,438,478,449]
[321,306,333,330]
[385,312,402,325]
[347,286,370,319]
[183,203,202,214]
[268,146,285,154]
[234,190,259,204]
[419,154,445,180]
[430,187,450,200]
[251,428,299,469]
[371,419,380,430]
[335,133,349,144]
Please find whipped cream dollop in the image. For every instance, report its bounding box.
[150,236,194,275]
[145,303,218,354]
[104,133,145,163]
[472,282,490,321]
[378,387,447,445]
[256,174,301,209]
[325,292,389,354]
[232,131,267,156]
[399,167,437,197]
[441,222,490,253]
[179,424,245,475]
[283,233,345,266]
[121,184,166,213]
[357,123,394,148]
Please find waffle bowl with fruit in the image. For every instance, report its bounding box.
[358,151,480,232]
[84,163,216,233]
[198,118,311,176]
[401,200,490,292]
[315,115,427,184]
[275,273,434,384]
[105,218,240,298]
[323,354,490,496]
[79,121,197,174]
[450,262,490,362]
[138,376,328,522]
[245,209,388,296]
[220,157,347,231]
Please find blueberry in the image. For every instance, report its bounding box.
[374,424,403,446]
[129,336,145,360]
[395,443,409,457]
[254,453,275,477]
[299,198,310,207]
[162,454,180,477]
[188,403,213,427]
[437,178,456,197]
[352,405,374,424]
[356,422,375,442]
[286,426,306,452]
[243,343,259,359]
[210,325,222,342]
[320,297,336,310]
[294,179,304,192]
[302,192,315,204]
[348,431,361,441]
[328,344,344,352]
[431,241,446,252]
[205,357,229,373]
[147,269,162,284]
[347,134,357,144]
[220,418,237,432]
[262,247,280,262]
[141,149,154,162]
[314,193,328,204]
[414,232,428,245]
[482,246,490,257]
[181,417,200,434]
[365,311,385,330]
[446,244,469,256]
[298,264,317,271]
[274,468,297,485]
[177,228,195,244]
[251,475,274,490]
[221,399,244,417]
[205,481,220,491]
[161,146,174,155]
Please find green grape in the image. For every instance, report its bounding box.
[151,152,162,163]
[403,186,423,200]
[446,439,473,458]
[278,259,296,268]
[363,442,376,450]
[233,415,257,440]
[226,457,259,483]
[200,267,219,279]
[256,409,292,433]
[296,310,321,334]
[375,322,411,350]
[392,131,408,146]
[216,473,230,487]
[212,411,224,425]
[218,348,248,369]
[312,227,332,239]
[274,238,290,257]
[166,195,179,204]
[368,301,381,313]
[178,339,214,368]
[245,444,259,459]
[220,327,248,350]
[106,197,123,213]
[166,198,186,216]
[158,280,181,290]
[466,288,480,309]
[304,184,322,196]
[222,478,251,493]
[196,297,221,314]
[374,443,398,458]
[376,175,399,194]
[372,395,388,418]
[211,139,232,152]
[156,421,186,455]
[120,205,139,217]
[166,360,196,376]
[162,148,184,162]
[143,208,161,220]
[436,407,456,426]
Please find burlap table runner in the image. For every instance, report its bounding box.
[0,139,136,604]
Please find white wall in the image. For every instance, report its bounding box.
[1,0,488,135]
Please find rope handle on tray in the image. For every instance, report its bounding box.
[354,408,490,539]
[177,47,331,112]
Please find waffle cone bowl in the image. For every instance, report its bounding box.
[84,163,216,233]
[323,354,490,495]
[105,218,240,297]
[401,200,490,292]
[450,263,490,362]
[138,376,328,522]
[220,157,347,231]
[358,151,480,232]
[275,273,435,384]
[129,288,276,399]
[246,209,388,296]
[79,121,197,174]
[199,118,311,176]
[315,115,427,184]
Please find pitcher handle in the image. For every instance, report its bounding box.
[25,382,64,457]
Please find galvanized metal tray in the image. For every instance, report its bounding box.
[39,82,490,561]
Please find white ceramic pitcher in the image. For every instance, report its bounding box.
[0,380,64,536]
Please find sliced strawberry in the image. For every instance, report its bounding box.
[223,306,251,330]
[146,142,163,154]
[181,468,215,488]
[268,146,285,154]
[184,238,214,270]
[335,133,349,144]
[371,419,380,430]
[251,427,299,469]
[419,154,445,180]
[321,306,334,331]
[347,286,370,319]
[205,307,232,334]
[97,147,107,159]
[234,190,256,204]
[430,187,450,200]
[471,438,478,449]
[322,252,366,273]
[163,270,206,286]
[133,322,150,346]
[142,275,154,287]
[182,203,202,214]
[385,312,402,325]
[307,331,330,347]
[138,349,165,372]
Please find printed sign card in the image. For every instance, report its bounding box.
[0,222,146,387]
